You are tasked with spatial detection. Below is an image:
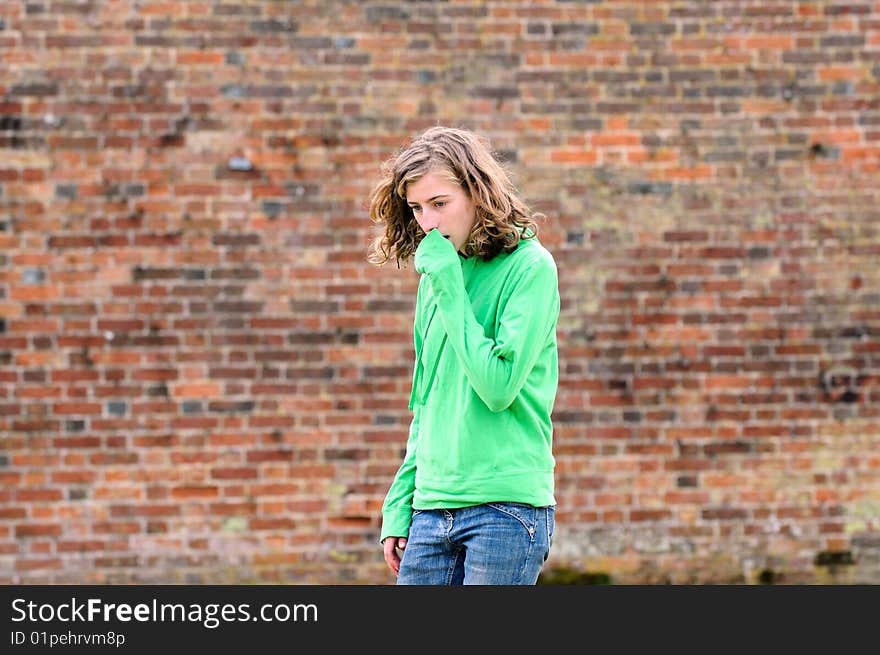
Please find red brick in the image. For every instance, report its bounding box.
[170,486,219,500]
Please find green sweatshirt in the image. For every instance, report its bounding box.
[380,228,560,541]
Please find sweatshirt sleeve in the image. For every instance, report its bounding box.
[379,279,426,543]
[379,407,420,542]
[423,235,560,413]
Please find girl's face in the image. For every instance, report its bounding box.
[405,170,476,254]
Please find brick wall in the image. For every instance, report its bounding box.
[1,0,879,584]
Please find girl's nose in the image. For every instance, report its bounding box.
[419,212,439,232]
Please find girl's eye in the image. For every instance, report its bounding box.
[410,206,421,213]
[434,201,446,208]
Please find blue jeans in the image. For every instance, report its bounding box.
[397,503,555,585]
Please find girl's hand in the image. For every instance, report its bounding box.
[382,536,408,575]
[414,229,458,275]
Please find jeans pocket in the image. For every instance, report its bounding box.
[544,506,555,560]
[486,502,538,540]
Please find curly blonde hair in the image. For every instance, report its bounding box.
[367,126,541,267]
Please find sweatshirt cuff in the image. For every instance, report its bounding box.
[415,229,460,277]
[380,508,414,543]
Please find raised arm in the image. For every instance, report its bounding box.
[415,229,559,412]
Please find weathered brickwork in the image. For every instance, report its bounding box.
[1,1,878,584]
